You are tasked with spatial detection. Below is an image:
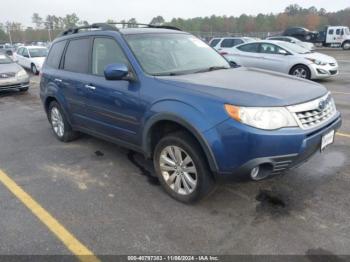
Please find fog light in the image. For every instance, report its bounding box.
[250,167,260,180]
[317,68,328,74]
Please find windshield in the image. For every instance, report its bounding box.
[125,33,230,76]
[29,48,48,58]
[0,54,13,64]
[278,41,310,54]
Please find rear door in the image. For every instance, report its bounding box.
[81,37,141,144]
[234,43,261,67]
[21,48,31,68]
[60,37,92,127]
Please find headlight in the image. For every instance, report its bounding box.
[225,105,298,130]
[16,69,28,79]
[306,58,327,65]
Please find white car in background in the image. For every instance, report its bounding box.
[267,36,315,51]
[14,46,48,75]
[209,37,256,55]
[225,40,338,80]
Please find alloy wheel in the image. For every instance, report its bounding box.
[159,146,197,195]
[50,107,65,137]
[293,67,308,78]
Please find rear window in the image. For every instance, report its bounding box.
[63,38,90,73]
[221,39,243,48]
[46,41,66,69]
[210,39,221,47]
[237,43,259,53]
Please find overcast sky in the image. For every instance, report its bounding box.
[2,0,350,27]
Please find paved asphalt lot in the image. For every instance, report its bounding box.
[0,49,349,258]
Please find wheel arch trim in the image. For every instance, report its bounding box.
[142,113,219,173]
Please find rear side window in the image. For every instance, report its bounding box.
[221,39,243,48]
[22,48,29,57]
[64,38,90,73]
[210,39,221,47]
[237,43,259,53]
[46,41,66,69]
[17,48,23,55]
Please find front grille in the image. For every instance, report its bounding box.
[0,72,16,79]
[287,93,336,130]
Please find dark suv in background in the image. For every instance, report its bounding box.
[40,23,341,203]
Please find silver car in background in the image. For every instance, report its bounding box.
[266,36,315,51]
[209,37,257,55]
[225,40,338,80]
[0,53,30,92]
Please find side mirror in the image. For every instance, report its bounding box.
[104,63,129,81]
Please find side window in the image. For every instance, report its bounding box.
[92,38,129,76]
[210,39,220,47]
[237,43,259,53]
[260,43,285,54]
[221,39,235,48]
[17,48,23,55]
[22,48,29,57]
[329,29,334,35]
[64,38,90,73]
[234,39,243,45]
[46,40,67,69]
[336,29,341,35]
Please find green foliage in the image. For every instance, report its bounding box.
[2,6,350,43]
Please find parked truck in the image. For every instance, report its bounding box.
[319,26,350,50]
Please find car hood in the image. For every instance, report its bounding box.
[31,57,45,67]
[0,62,21,73]
[301,52,336,63]
[155,67,327,107]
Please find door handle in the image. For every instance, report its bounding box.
[85,84,96,90]
[54,78,62,82]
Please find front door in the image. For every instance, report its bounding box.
[82,37,141,144]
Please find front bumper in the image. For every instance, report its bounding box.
[0,79,30,91]
[309,63,339,79]
[204,112,342,178]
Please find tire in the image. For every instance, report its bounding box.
[31,64,38,75]
[153,131,215,203]
[343,41,350,50]
[19,87,29,92]
[48,101,79,142]
[290,65,311,80]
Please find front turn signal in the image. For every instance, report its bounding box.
[224,104,241,121]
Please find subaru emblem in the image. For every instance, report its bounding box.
[318,100,326,111]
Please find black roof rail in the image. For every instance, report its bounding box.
[105,22,182,31]
[59,22,182,37]
[59,23,118,36]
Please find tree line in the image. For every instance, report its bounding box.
[1,4,350,43]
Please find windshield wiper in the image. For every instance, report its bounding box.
[194,66,229,74]
[153,72,185,76]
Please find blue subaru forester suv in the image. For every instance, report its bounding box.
[40,23,342,203]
